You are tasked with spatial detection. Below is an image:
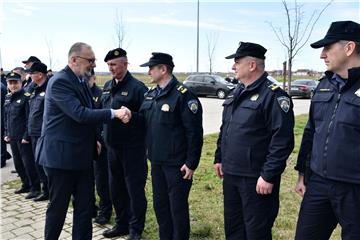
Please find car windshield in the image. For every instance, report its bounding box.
[213,75,231,84]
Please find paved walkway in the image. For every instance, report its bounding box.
[0,183,126,240]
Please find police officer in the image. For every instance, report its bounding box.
[101,48,148,240]
[28,62,49,201]
[22,56,41,93]
[132,52,203,240]
[86,69,112,225]
[3,72,41,198]
[214,42,294,240]
[294,20,360,240]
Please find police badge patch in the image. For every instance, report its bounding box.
[188,99,199,114]
[277,96,290,113]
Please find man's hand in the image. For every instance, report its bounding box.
[96,141,102,155]
[21,139,30,144]
[114,106,132,123]
[4,136,10,142]
[295,175,306,197]
[180,164,194,180]
[256,176,273,195]
[214,163,224,179]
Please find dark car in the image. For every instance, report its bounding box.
[288,79,319,98]
[183,74,236,99]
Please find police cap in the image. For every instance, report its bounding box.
[6,72,21,81]
[29,62,47,74]
[311,21,360,48]
[225,42,267,60]
[140,52,175,68]
[22,56,41,64]
[104,48,127,62]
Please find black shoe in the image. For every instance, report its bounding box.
[14,187,30,194]
[103,227,129,238]
[33,193,49,202]
[127,233,141,240]
[25,191,40,199]
[94,215,110,225]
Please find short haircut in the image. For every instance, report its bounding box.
[68,42,91,58]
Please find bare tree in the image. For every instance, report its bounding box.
[45,37,54,69]
[114,9,126,48]
[206,32,219,74]
[268,0,332,93]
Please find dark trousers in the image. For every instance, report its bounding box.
[10,140,40,191]
[151,164,192,240]
[31,136,48,194]
[93,146,112,218]
[295,173,360,240]
[44,167,94,240]
[223,174,280,240]
[108,145,147,235]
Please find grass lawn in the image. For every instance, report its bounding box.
[3,114,341,239]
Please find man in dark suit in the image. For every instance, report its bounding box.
[36,42,128,240]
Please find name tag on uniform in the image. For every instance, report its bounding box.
[121,91,128,96]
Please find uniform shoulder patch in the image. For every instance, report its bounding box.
[187,99,199,114]
[277,96,290,113]
[177,84,187,94]
[24,92,31,97]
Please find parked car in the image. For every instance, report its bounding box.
[286,79,319,98]
[183,74,236,99]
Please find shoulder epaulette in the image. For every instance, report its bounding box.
[268,83,279,91]
[176,84,187,94]
[24,92,31,97]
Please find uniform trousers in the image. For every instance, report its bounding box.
[151,164,193,240]
[31,136,48,193]
[223,174,280,240]
[10,140,40,191]
[295,173,360,240]
[108,145,147,235]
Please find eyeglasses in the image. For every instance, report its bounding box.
[75,56,96,64]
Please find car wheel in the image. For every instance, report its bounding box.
[217,89,226,99]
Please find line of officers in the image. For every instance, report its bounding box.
[2,19,360,240]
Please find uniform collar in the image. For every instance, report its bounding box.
[155,75,178,99]
[325,67,360,88]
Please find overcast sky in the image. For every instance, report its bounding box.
[1,0,359,73]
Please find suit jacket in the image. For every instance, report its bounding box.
[36,66,111,170]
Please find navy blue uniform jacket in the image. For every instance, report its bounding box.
[295,67,360,184]
[215,73,295,182]
[137,77,203,170]
[36,66,112,170]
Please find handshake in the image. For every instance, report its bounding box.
[114,106,132,123]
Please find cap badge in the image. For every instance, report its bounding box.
[114,50,119,56]
[161,104,170,112]
[250,94,259,101]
